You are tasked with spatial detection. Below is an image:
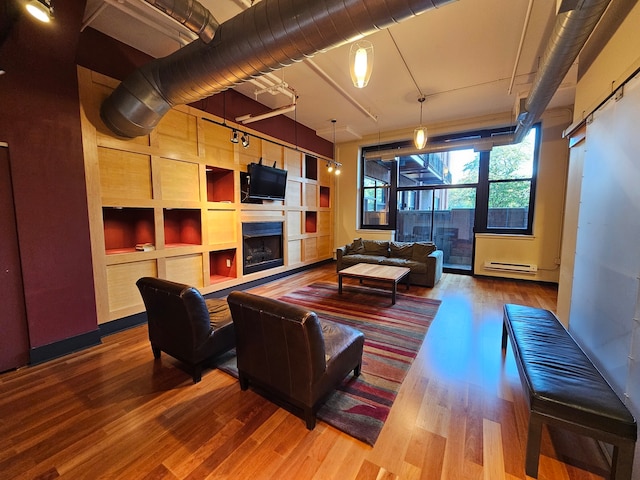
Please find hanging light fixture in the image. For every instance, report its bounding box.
[326,119,342,174]
[241,132,250,148]
[349,40,374,88]
[26,0,54,22]
[414,96,427,150]
[230,129,239,143]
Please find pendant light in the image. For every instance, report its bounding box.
[26,0,54,22]
[349,40,374,88]
[414,96,427,150]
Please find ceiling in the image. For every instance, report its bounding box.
[81,0,577,143]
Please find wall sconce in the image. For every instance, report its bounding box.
[230,129,239,143]
[349,40,374,88]
[26,0,54,22]
[413,96,428,150]
[241,133,250,148]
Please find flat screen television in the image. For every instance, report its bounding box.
[247,162,288,200]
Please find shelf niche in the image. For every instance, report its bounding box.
[305,211,317,233]
[209,249,237,283]
[319,186,330,208]
[103,207,155,254]
[206,166,234,202]
[304,154,318,180]
[164,209,202,247]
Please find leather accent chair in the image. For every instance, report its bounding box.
[227,291,365,429]
[136,277,235,383]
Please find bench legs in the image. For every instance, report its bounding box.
[501,320,508,350]
[525,411,636,480]
[525,413,544,478]
[611,439,635,480]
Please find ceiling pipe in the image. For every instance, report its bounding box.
[236,103,297,125]
[143,0,219,42]
[101,0,458,138]
[305,59,378,123]
[514,0,611,142]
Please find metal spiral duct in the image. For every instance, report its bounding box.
[144,0,219,42]
[101,0,458,138]
[514,0,611,141]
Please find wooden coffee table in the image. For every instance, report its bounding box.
[338,263,411,305]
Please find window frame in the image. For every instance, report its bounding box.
[359,124,541,235]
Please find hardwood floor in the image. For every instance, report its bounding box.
[0,265,612,479]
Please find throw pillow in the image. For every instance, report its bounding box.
[351,237,365,254]
[363,240,389,257]
[390,241,414,259]
[412,242,436,261]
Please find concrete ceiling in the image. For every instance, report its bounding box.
[81,0,577,142]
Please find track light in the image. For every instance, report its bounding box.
[230,129,239,143]
[241,133,250,148]
[326,162,333,173]
[26,0,54,22]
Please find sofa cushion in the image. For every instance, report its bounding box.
[390,241,414,260]
[412,242,436,261]
[362,240,389,257]
[381,258,427,274]
[341,254,387,266]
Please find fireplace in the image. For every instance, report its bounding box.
[242,222,284,275]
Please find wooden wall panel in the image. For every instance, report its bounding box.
[207,210,236,244]
[165,254,204,288]
[106,260,157,316]
[305,183,317,208]
[159,158,200,202]
[98,148,152,200]
[157,110,198,157]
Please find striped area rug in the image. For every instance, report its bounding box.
[220,281,441,445]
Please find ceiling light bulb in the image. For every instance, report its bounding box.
[349,40,373,89]
[327,163,333,173]
[335,167,341,175]
[414,127,427,150]
[26,0,52,22]
[413,96,427,149]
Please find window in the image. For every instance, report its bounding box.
[361,158,396,228]
[360,125,540,237]
[485,128,537,232]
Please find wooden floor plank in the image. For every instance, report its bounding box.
[0,265,613,480]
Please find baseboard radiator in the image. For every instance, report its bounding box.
[484,261,538,273]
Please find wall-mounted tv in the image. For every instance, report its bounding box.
[247,162,288,201]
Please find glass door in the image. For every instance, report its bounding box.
[396,149,478,272]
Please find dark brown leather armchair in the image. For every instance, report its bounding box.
[136,277,235,383]
[227,290,365,429]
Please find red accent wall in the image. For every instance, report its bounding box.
[0,1,98,347]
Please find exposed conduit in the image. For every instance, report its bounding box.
[101,0,458,138]
[143,0,219,43]
[514,0,612,142]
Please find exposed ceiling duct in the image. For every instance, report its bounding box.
[514,0,611,142]
[143,0,219,42]
[100,0,458,138]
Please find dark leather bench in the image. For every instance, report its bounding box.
[502,304,637,479]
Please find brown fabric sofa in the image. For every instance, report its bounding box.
[226,290,365,429]
[136,277,235,383]
[336,238,443,287]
